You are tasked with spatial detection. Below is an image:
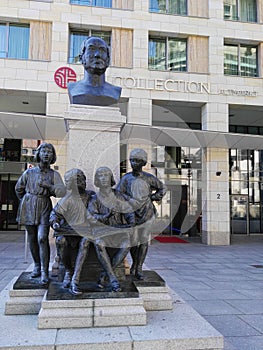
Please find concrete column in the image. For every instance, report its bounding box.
[201,102,230,245]
[65,104,126,190]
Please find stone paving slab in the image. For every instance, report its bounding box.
[226,335,263,350]
[187,300,241,316]
[205,315,261,337]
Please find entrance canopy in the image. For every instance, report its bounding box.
[0,112,66,140]
[121,124,263,150]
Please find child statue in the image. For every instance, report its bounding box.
[117,148,166,280]
[49,168,94,295]
[15,143,66,284]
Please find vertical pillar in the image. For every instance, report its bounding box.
[202,103,230,245]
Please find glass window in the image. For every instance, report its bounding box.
[240,45,257,77]
[0,24,6,58]
[0,23,29,59]
[69,30,111,63]
[224,0,257,22]
[168,38,187,71]
[149,36,187,71]
[149,0,187,15]
[224,44,238,75]
[70,0,112,7]
[224,0,238,20]
[148,37,166,70]
[224,43,257,77]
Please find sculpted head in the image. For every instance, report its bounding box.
[34,142,56,165]
[64,168,86,192]
[79,36,110,76]
[94,166,116,188]
[129,148,148,172]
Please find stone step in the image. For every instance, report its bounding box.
[38,293,147,329]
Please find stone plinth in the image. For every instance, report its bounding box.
[133,271,173,311]
[65,104,126,189]
[38,293,146,329]
[135,285,173,311]
[5,288,46,315]
[4,272,47,315]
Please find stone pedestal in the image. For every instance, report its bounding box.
[38,294,146,329]
[5,287,46,315]
[65,104,126,189]
[4,272,47,315]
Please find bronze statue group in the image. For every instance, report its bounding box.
[15,143,166,295]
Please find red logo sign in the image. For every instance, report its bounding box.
[54,67,77,89]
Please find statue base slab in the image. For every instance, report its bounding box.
[4,270,173,317]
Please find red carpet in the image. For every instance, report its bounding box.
[154,236,189,243]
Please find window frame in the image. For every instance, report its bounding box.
[224,43,258,77]
[223,0,257,22]
[148,35,187,72]
[149,0,187,15]
[70,0,112,8]
[0,22,30,60]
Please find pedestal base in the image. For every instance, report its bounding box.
[4,272,47,315]
[1,278,224,350]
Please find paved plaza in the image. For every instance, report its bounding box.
[0,231,263,350]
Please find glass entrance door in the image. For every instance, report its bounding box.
[230,195,249,234]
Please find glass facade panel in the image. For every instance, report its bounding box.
[168,38,187,71]
[148,37,166,70]
[149,0,166,13]
[149,0,187,15]
[224,0,238,20]
[224,45,238,75]
[224,44,257,77]
[0,24,6,58]
[0,23,29,59]
[240,0,257,22]
[69,30,111,63]
[230,149,263,234]
[240,45,257,77]
[168,0,187,15]
[70,0,112,7]
[151,145,202,236]
[224,0,256,22]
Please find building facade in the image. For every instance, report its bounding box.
[1,0,263,244]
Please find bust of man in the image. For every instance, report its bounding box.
[68,36,122,106]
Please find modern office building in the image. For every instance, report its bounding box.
[1,0,263,245]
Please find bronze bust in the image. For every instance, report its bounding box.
[68,36,122,106]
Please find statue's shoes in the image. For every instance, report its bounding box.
[135,271,144,280]
[40,272,49,285]
[97,272,107,289]
[30,265,41,278]
[62,271,72,288]
[111,280,121,292]
[97,282,105,289]
[70,283,83,295]
[129,264,136,275]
